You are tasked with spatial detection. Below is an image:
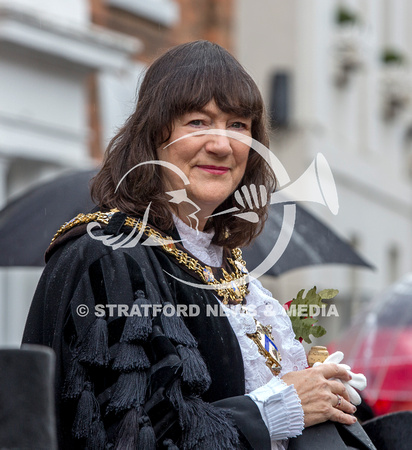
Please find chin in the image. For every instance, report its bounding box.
[200,196,228,208]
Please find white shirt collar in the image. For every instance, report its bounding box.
[172,214,223,267]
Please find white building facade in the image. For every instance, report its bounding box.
[235,0,412,341]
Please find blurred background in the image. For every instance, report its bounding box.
[0,0,411,417]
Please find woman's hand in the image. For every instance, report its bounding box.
[282,363,358,428]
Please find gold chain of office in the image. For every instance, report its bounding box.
[51,209,250,305]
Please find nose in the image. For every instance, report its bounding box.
[204,131,232,157]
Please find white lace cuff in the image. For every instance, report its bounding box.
[246,377,304,441]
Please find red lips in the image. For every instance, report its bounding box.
[197,165,230,174]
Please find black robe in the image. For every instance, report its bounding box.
[22,215,270,450]
[22,213,377,450]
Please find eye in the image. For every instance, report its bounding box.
[189,120,204,127]
[230,121,248,130]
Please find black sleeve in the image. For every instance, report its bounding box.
[213,396,271,450]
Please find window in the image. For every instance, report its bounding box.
[107,0,179,27]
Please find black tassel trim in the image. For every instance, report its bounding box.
[166,379,189,422]
[114,407,142,450]
[78,318,110,367]
[106,370,148,414]
[86,419,107,450]
[120,290,152,343]
[112,342,151,372]
[72,382,100,439]
[176,345,211,394]
[167,380,238,450]
[63,359,87,399]
[179,397,239,450]
[163,439,180,449]
[137,416,156,450]
[160,304,197,347]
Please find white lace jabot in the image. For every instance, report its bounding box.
[173,216,306,449]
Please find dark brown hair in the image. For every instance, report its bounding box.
[91,40,276,248]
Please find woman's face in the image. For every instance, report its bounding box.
[157,100,252,224]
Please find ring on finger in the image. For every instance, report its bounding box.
[335,393,342,408]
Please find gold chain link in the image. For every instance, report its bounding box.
[51,209,249,304]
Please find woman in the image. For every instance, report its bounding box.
[23,41,370,450]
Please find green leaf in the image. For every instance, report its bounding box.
[291,318,313,344]
[287,286,339,344]
[311,325,327,339]
[318,289,339,300]
[302,317,318,326]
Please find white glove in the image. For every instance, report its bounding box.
[313,351,367,405]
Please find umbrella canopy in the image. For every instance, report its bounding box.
[0,170,372,273]
[0,170,96,266]
[329,274,412,416]
[242,203,372,276]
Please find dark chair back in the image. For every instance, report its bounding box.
[363,411,412,450]
[0,345,57,449]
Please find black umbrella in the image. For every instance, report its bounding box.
[0,170,372,274]
[0,170,96,266]
[242,203,372,277]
